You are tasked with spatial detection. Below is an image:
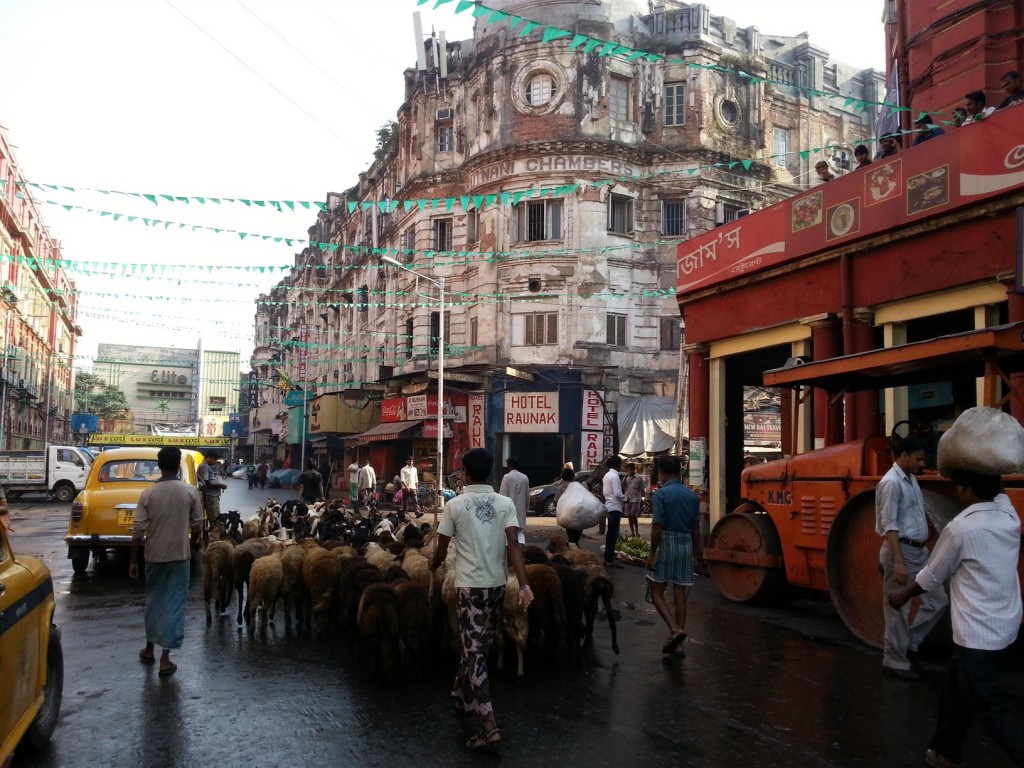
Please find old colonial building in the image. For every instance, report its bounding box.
[0,125,80,450]
[251,0,881,484]
[93,344,200,433]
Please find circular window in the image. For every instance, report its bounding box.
[526,74,554,106]
[527,278,543,293]
[719,99,739,126]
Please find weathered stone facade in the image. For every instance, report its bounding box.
[251,0,882,463]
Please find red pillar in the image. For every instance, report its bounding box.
[1007,287,1024,422]
[685,343,710,441]
[807,314,843,446]
[851,308,879,440]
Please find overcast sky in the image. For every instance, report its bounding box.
[0,0,887,371]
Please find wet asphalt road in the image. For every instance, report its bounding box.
[6,479,1023,768]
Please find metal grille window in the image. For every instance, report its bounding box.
[660,317,681,350]
[606,313,627,347]
[437,125,454,153]
[517,313,558,346]
[610,76,630,121]
[662,200,686,236]
[513,200,562,242]
[470,317,478,347]
[526,74,554,106]
[664,82,685,126]
[608,194,634,235]
[433,218,453,251]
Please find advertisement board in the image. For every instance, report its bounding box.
[503,392,559,433]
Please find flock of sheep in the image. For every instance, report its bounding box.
[202,499,621,681]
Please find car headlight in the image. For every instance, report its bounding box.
[530,489,543,496]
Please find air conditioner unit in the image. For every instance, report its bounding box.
[436,107,453,121]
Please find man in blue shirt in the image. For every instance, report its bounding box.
[645,455,700,656]
[912,113,945,145]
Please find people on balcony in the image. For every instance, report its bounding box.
[962,90,995,124]
[912,113,945,145]
[874,133,901,160]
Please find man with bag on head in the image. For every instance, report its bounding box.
[875,435,948,679]
[889,407,1024,768]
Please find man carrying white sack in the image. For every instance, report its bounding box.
[889,407,1024,768]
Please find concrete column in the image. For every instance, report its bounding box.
[708,356,727,527]
[803,313,842,447]
[792,339,813,454]
[882,322,908,436]
[974,304,1002,407]
[851,308,878,440]
[685,343,710,443]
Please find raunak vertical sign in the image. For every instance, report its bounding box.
[581,390,604,468]
[503,393,559,432]
[469,394,485,449]
[298,324,309,382]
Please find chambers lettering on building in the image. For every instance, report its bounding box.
[467,156,639,190]
[503,392,559,433]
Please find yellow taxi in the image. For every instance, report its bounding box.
[0,495,63,762]
[64,448,203,574]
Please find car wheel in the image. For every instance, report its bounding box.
[70,551,89,574]
[53,483,76,503]
[24,626,63,750]
[543,497,557,517]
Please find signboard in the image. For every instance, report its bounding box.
[582,430,602,468]
[469,394,485,449]
[284,389,314,406]
[688,437,707,491]
[677,113,1024,297]
[298,324,309,383]
[744,413,781,446]
[581,390,604,431]
[503,392,559,433]
[407,394,439,419]
[381,397,407,422]
[88,434,231,447]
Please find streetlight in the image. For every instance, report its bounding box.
[380,255,445,519]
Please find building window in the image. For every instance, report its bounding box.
[513,200,562,242]
[721,203,743,224]
[610,76,630,121]
[607,194,634,235]
[664,82,685,126]
[660,318,681,350]
[437,124,454,153]
[469,317,478,347]
[405,318,414,359]
[526,73,554,106]
[513,312,558,346]
[433,218,453,252]
[429,311,451,355]
[773,128,790,165]
[466,209,479,244]
[662,200,686,236]
[606,313,627,347]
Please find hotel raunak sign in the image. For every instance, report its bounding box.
[676,112,1024,298]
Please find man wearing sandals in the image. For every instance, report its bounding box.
[129,446,204,678]
[645,455,700,657]
[429,448,534,751]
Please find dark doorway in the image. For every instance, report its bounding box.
[505,433,568,487]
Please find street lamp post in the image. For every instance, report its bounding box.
[380,256,445,519]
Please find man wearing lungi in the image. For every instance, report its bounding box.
[130,446,204,678]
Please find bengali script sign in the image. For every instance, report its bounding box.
[677,109,1024,296]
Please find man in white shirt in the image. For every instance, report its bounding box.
[889,469,1024,768]
[400,456,420,519]
[602,456,627,568]
[357,459,377,509]
[498,457,530,545]
[429,448,533,751]
[875,436,948,679]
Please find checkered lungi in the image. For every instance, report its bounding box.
[647,529,694,586]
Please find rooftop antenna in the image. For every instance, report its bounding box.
[438,30,448,79]
[412,12,427,71]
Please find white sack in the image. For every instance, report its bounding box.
[936,406,1024,477]
[555,481,607,530]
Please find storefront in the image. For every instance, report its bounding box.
[307,392,379,494]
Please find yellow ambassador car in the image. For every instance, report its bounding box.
[0,494,63,762]
[64,448,203,574]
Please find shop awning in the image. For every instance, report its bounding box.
[347,420,423,444]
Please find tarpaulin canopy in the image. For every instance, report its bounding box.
[346,420,423,444]
[617,395,678,456]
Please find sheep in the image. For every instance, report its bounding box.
[280,545,309,630]
[575,563,621,656]
[233,539,272,625]
[522,545,550,565]
[498,575,529,679]
[203,539,235,623]
[547,533,569,555]
[552,564,586,660]
[525,563,566,653]
[247,553,284,635]
[259,505,281,537]
[364,542,397,573]
[400,548,433,592]
[563,548,602,567]
[303,547,343,638]
[384,565,410,584]
[355,583,402,681]
[242,515,261,541]
[394,581,432,679]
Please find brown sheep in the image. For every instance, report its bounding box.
[498,575,529,679]
[247,554,284,635]
[233,539,272,625]
[523,545,550,565]
[563,548,602,567]
[394,581,432,679]
[303,547,342,639]
[525,563,566,652]
[203,539,235,623]
[575,563,620,655]
[280,545,309,630]
[242,515,261,541]
[547,533,569,555]
[337,557,383,631]
[356,583,401,681]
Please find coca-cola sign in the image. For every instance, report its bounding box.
[381,397,406,422]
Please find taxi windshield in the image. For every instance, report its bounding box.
[95,460,180,483]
